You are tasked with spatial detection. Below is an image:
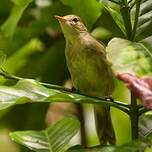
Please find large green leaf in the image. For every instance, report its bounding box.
[100,0,152,40]
[61,0,102,29]
[0,77,129,113]
[135,0,152,40]
[0,0,33,38]
[107,37,152,75]
[106,37,152,145]
[0,78,115,111]
[10,117,80,152]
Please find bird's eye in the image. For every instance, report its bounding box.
[72,17,79,23]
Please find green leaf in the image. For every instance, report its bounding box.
[67,134,152,152]
[135,0,152,40]
[0,77,128,112]
[0,0,33,38]
[11,0,32,6]
[99,0,125,35]
[4,38,44,73]
[107,37,152,75]
[0,51,6,67]
[139,113,152,138]
[10,117,80,152]
[19,40,67,83]
[67,145,115,152]
[61,0,102,29]
[0,78,108,111]
[140,35,152,54]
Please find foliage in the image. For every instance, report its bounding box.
[0,76,129,112]
[0,0,152,152]
[10,117,80,152]
[107,38,152,75]
[67,132,152,152]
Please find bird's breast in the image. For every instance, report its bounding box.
[65,41,115,97]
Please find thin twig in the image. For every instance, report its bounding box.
[0,69,22,80]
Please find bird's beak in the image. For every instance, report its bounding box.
[54,16,66,22]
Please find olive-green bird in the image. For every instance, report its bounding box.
[55,14,116,144]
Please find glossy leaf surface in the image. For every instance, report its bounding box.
[10,117,80,152]
[0,78,111,111]
[107,38,152,75]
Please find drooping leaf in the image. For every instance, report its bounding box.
[61,0,102,29]
[100,0,152,40]
[0,0,33,38]
[10,117,80,152]
[0,78,111,111]
[107,38,152,75]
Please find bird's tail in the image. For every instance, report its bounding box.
[94,105,116,144]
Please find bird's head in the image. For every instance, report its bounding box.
[55,15,87,42]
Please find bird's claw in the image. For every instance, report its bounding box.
[70,87,79,93]
[104,96,114,102]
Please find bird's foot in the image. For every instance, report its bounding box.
[104,96,114,102]
[70,87,79,93]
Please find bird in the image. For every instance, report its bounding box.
[55,14,116,144]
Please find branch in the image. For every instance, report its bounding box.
[130,92,139,139]
[0,69,130,114]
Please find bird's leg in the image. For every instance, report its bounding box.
[70,87,87,146]
[104,96,114,111]
[70,86,80,94]
[71,86,77,92]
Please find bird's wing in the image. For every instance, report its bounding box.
[84,38,112,66]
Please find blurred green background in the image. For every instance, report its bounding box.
[0,0,146,151]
